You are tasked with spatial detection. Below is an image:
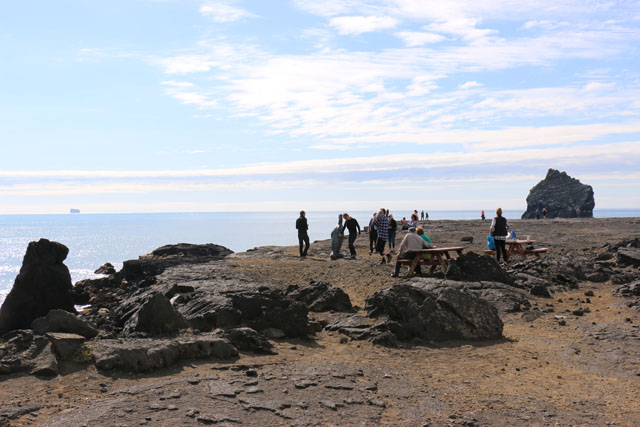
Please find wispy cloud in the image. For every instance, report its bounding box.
[199,1,255,23]
[329,15,399,35]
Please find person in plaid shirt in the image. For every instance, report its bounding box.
[375,208,389,264]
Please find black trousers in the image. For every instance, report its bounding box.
[348,233,357,256]
[298,232,309,256]
[375,237,386,255]
[495,239,508,261]
[369,229,377,252]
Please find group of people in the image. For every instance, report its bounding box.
[297,207,513,274]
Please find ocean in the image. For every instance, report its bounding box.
[1,209,638,305]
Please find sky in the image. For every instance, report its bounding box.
[1,0,640,214]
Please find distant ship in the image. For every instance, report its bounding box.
[69,208,80,214]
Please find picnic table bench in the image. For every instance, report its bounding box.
[398,246,467,276]
[483,239,548,259]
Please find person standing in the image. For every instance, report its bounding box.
[296,210,310,257]
[330,214,345,260]
[341,213,361,259]
[375,208,390,264]
[490,208,510,263]
[387,213,397,257]
[368,212,378,255]
[420,210,424,221]
[542,207,547,219]
[481,210,485,221]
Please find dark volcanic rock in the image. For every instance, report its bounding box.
[521,169,594,219]
[178,288,310,338]
[617,248,640,268]
[92,334,238,372]
[121,243,233,283]
[365,283,504,341]
[286,281,353,312]
[0,330,58,376]
[94,262,116,275]
[222,327,275,354]
[112,291,188,335]
[445,252,512,284]
[0,239,76,335]
[411,278,530,314]
[32,309,98,338]
[614,281,640,297]
[45,332,86,360]
[530,284,552,298]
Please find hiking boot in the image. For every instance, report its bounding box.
[380,258,386,264]
[386,254,392,263]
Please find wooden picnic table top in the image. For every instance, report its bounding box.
[407,246,467,253]
[506,239,535,245]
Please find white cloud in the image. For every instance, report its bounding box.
[395,31,446,46]
[459,81,482,89]
[199,2,255,23]
[329,15,399,35]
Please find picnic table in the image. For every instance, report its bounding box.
[399,246,467,277]
[484,239,548,259]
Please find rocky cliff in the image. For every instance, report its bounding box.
[522,169,594,219]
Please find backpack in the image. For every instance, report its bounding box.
[487,235,495,250]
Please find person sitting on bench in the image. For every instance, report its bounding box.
[392,227,433,277]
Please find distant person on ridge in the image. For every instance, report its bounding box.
[481,210,485,221]
[296,210,310,258]
[368,212,378,255]
[542,207,547,219]
[490,208,510,263]
[341,213,361,259]
[421,210,424,221]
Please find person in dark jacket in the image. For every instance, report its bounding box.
[341,213,361,259]
[296,210,310,257]
[490,207,509,263]
[368,212,378,255]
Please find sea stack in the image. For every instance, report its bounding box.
[522,169,595,219]
[0,239,76,334]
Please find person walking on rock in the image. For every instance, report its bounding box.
[490,208,510,263]
[296,210,310,257]
[341,213,361,259]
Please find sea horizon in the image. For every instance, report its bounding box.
[1,209,638,305]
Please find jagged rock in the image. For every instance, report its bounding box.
[521,169,594,219]
[178,288,310,338]
[0,403,42,423]
[94,262,116,275]
[45,332,86,360]
[365,283,503,341]
[411,278,530,314]
[529,285,552,298]
[614,281,640,297]
[222,327,275,354]
[586,271,610,283]
[445,252,512,284]
[0,330,58,376]
[617,248,640,268]
[121,243,233,283]
[31,309,98,338]
[93,334,238,372]
[286,281,353,312]
[114,291,188,336]
[0,239,76,334]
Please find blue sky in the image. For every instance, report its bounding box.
[1,0,640,214]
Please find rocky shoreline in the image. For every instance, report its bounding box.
[1,217,639,426]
